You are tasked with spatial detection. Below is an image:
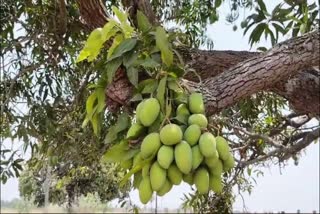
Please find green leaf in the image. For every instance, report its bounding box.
[127,67,139,87]
[156,76,167,112]
[112,6,128,23]
[96,87,106,112]
[137,10,152,33]
[123,52,139,68]
[249,23,267,46]
[140,79,158,94]
[101,20,119,41]
[155,26,173,66]
[86,91,98,119]
[120,158,152,187]
[168,80,182,92]
[106,57,123,83]
[140,57,160,68]
[108,34,124,59]
[105,112,130,144]
[91,112,100,135]
[108,38,137,61]
[102,140,139,163]
[130,93,143,102]
[215,0,222,8]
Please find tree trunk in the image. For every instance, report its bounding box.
[75,0,320,116]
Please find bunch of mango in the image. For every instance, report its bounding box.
[123,93,235,204]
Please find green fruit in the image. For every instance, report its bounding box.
[188,93,205,114]
[150,162,167,191]
[183,173,194,185]
[139,98,160,127]
[194,167,210,194]
[223,155,235,172]
[168,163,183,185]
[139,177,153,204]
[175,141,192,174]
[192,145,204,170]
[126,123,145,139]
[204,152,219,168]
[176,103,190,116]
[120,158,133,170]
[209,159,223,176]
[184,124,201,146]
[141,133,161,159]
[157,179,173,196]
[135,101,144,124]
[188,114,208,128]
[133,172,143,189]
[209,175,223,194]
[160,124,183,145]
[199,132,217,157]
[157,145,174,169]
[142,162,152,178]
[216,136,230,161]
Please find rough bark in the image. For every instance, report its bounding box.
[75,0,320,116]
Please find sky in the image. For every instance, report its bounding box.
[1,0,319,212]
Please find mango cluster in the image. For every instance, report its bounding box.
[123,93,235,204]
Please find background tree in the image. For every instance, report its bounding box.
[1,0,319,212]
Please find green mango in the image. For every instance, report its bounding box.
[126,123,146,140]
[223,155,235,172]
[216,136,230,161]
[168,163,183,185]
[188,114,208,128]
[150,162,167,191]
[194,167,210,194]
[176,103,190,124]
[142,162,152,178]
[141,133,161,159]
[139,98,160,127]
[175,141,192,174]
[183,173,194,185]
[157,179,173,196]
[157,145,174,169]
[160,124,183,145]
[199,132,217,157]
[188,93,205,114]
[139,177,153,204]
[192,145,204,170]
[135,101,145,124]
[133,171,143,189]
[209,159,223,176]
[184,124,201,146]
[204,151,220,168]
[209,174,223,194]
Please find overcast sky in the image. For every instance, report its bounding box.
[1,0,319,212]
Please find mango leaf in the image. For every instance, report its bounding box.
[140,79,158,94]
[85,91,98,119]
[168,80,182,92]
[112,6,128,23]
[120,158,152,187]
[105,112,130,144]
[101,20,119,41]
[140,57,160,68]
[76,28,104,63]
[127,67,139,87]
[91,112,100,135]
[102,140,139,163]
[108,38,137,61]
[137,10,152,33]
[155,26,173,66]
[106,57,123,84]
[156,76,167,112]
[107,34,124,59]
[96,87,106,112]
[130,93,143,102]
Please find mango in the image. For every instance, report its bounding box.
[216,136,230,161]
[188,93,205,114]
[176,104,190,124]
[204,152,219,168]
[199,132,216,157]
[157,145,174,169]
[126,123,145,140]
[120,158,133,170]
[141,133,161,159]
[142,162,152,178]
[148,113,164,133]
[194,167,210,194]
[168,163,183,185]
[223,155,235,172]
[157,179,173,196]
[188,114,208,128]
[139,177,153,204]
[184,124,201,146]
[192,145,204,170]
[183,173,194,185]
[209,174,223,194]
[135,101,144,124]
[160,124,183,145]
[133,171,143,189]
[209,159,223,177]
[133,152,143,167]
[150,161,167,191]
[175,141,192,174]
[139,98,160,127]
